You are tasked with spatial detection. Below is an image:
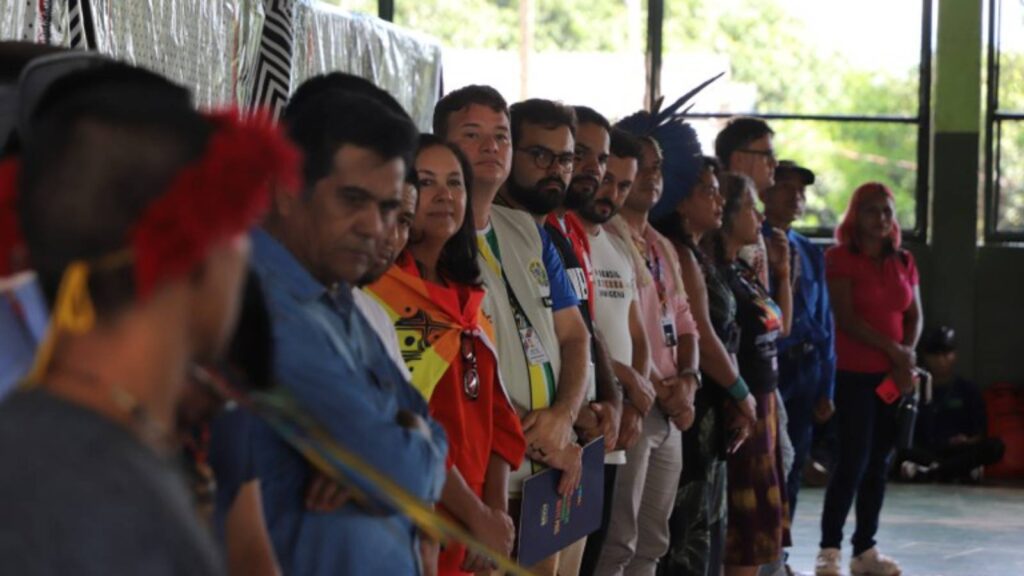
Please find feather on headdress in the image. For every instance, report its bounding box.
[616,73,723,222]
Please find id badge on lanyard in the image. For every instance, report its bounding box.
[520,326,551,366]
[649,244,677,347]
[661,303,678,347]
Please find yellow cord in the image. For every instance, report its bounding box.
[22,261,97,386]
[20,261,540,574]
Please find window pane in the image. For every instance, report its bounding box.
[663,0,923,117]
[687,118,919,232]
[996,120,1024,233]
[997,0,1024,113]
[395,0,647,120]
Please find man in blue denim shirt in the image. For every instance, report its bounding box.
[762,161,836,518]
[210,86,447,575]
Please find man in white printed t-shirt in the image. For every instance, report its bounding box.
[574,128,670,576]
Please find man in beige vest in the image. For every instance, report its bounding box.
[434,86,591,575]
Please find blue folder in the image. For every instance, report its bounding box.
[516,437,605,566]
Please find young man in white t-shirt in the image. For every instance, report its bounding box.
[574,130,655,453]
[577,129,682,576]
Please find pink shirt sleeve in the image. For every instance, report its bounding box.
[673,283,699,338]
[660,239,699,338]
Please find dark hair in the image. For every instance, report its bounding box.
[19,63,210,316]
[432,84,509,139]
[283,90,418,192]
[609,127,643,162]
[284,72,410,120]
[0,42,65,83]
[509,98,577,146]
[225,270,275,391]
[572,105,611,132]
[714,116,774,168]
[412,133,481,287]
[1,42,68,153]
[651,214,682,247]
[704,171,755,265]
[650,156,719,246]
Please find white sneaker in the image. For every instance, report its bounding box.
[970,465,984,482]
[815,548,841,576]
[899,460,919,480]
[900,460,938,481]
[850,547,901,575]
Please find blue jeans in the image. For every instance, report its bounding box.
[782,381,815,516]
[783,391,815,518]
[778,355,822,519]
[819,371,899,555]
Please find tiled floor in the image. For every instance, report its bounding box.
[785,484,1024,576]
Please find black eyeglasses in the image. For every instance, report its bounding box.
[736,148,777,161]
[461,330,480,400]
[516,146,577,171]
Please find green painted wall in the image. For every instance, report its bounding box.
[925,0,1024,387]
[934,0,983,133]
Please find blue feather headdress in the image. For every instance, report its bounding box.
[615,73,723,222]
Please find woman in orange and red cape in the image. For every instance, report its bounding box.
[366,135,526,575]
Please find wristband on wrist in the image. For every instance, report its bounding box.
[677,368,702,389]
[728,375,750,401]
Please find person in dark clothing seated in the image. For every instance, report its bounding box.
[899,326,1005,482]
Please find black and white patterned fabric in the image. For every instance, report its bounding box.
[67,0,93,49]
[250,0,293,120]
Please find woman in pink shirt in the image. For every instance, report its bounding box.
[816,183,923,576]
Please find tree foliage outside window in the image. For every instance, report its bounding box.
[662,0,923,233]
[991,0,1024,235]
[335,0,930,233]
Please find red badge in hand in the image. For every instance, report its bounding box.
[875,376,902,404]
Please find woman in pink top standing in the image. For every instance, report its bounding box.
[815,183,923,576]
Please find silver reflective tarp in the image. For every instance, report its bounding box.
[85,0,264,108]
[292,0,442,131]
[2,0,441,124]
[0,0,35,42]
[47,1,70,47]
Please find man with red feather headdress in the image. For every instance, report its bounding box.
[0,60,298,575]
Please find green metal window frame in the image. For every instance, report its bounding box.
[380,0,934,239]
[985,0,1024,241]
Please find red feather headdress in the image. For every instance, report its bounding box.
[11,108,300,384]
[131,110,300,297]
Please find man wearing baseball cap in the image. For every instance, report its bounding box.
[761,160,836,523]
[898,326,1006,483]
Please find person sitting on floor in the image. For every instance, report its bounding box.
[898,325,1005,483]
